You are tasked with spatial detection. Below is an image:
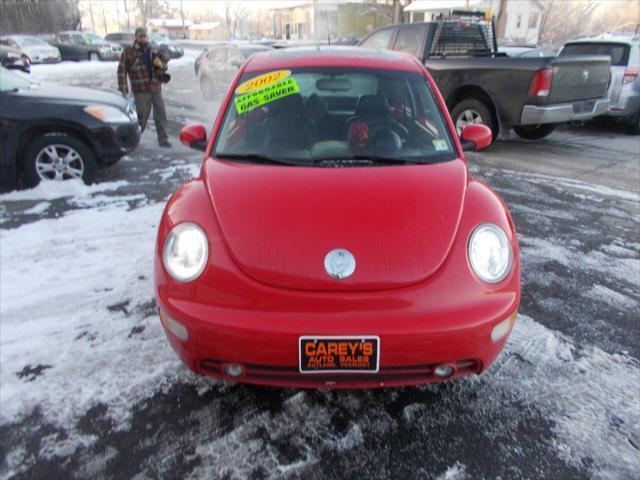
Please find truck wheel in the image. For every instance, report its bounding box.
[513,124,556,140]
[21,134,97,188]
[200,75,214,99]
[450,99,495,136]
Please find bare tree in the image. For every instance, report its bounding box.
[538,0,640,49]
[224,1,247,39]
[0,0,81,35]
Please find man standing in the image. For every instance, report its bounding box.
[117,27,171,147]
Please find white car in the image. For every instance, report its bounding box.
[0,35,61,64]
[560,33,640,133]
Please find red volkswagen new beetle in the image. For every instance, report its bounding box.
[154,47,520,388]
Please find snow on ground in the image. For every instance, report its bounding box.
[0,179,128,202]
[0,201,182,432]
[28,49,197,81]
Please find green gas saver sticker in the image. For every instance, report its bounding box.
[234,77,300,114]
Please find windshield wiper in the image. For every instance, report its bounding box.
[313,155,422,166]
[215,153,309,166]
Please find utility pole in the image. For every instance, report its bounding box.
[393,0,402,25]
[123,0,131,31]
[88,0,96,32]
[115,0,122,31]
[180,0,186,39]
[101,1,108,35]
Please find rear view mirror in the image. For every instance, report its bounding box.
[316,78,352,92]
[460,124,492,151]
[179,123,208,151]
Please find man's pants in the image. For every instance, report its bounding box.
[134,91,169,142]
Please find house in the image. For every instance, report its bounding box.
[188,22,230,42]
[271,0,391,42]
[147,18,193,39]
[405,0,546,46]
[272,1,315,40]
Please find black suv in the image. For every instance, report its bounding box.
[0,67,140,189]
[49,31,120,61]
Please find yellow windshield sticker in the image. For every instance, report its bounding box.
[235,70,291,94]
[234,77,300,114]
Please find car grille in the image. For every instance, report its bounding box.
[199,358,480,385]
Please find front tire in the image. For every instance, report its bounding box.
[450,99,495,137]
[200,75,214,99]
[20,134,97,188]
[89,51,100,62]
[513,124,556,140]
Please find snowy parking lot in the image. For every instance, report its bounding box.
[1,51,639,479]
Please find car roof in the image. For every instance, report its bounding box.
[244,46,422,73]
[566,33,639,45]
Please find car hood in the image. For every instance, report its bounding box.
[204,158,468,292]
[15,84,127,109]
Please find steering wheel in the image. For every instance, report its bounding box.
[368,128,404,155]
[368,121,409,142]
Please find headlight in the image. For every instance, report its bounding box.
[468,223,513,283]
[125,101,137,121]
[163,223,208,282]
[84,105,130,123]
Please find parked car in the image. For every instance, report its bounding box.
[149,32,184,58]
[49,31,119,61]
[106,31,182,58]
[196,43,273,98]
[499,46,555,58]
[156,47,521,388]
[559,33,640,133]
[105,31,135,48]
[332,36,361,45]
[359,13,611,140]
[0,67,140,189]
[0,45,30,73]
[0,35,60,64]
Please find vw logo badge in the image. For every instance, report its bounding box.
[582,69,589,82]
[324,248,356,280]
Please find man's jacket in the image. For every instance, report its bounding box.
[117,42,161,95]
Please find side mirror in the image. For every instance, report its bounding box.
[460,124,492,151]
[179,123,208,151]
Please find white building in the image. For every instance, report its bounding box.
[405,0,546,46]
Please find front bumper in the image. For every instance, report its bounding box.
[30,55,61,64]
[91,121,141,164]
[520,98,609,125]
[100,52,119,61]
[157,293,519,389]
[3,60,30,73]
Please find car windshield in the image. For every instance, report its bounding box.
[214,67,457,165]
[0,67,33,92]
[83,33,106,45]
[15,36,49,47]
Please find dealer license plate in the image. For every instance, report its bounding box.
[299,336,380,373]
